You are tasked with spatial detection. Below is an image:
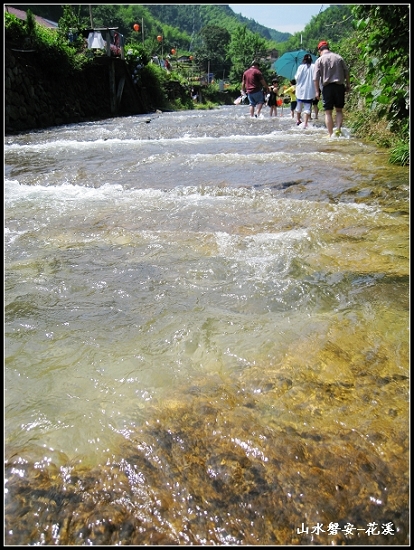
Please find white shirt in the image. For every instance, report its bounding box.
[295,63,315,101]
[87,31,105,49]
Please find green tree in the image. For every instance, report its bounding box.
[227,26,270,84]
[25,8,36,37]
[193,25,231,78]
[57,5,86,50]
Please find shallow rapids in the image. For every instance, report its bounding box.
[5,106,409,545]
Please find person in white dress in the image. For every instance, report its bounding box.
[294,54,315,129]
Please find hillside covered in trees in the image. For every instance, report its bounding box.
[8,4,294,44]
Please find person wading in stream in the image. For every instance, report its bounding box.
[241,60,269,119]
[313,40,351,137]
[294,53,315,129]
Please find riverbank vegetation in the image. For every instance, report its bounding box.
[4,4,409,165]
[344,5,409,166]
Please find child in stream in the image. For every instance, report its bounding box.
[267,78,279,117]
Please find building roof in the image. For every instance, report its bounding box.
[4,6,58,28]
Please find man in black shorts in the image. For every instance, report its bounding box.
[313,41,351,137]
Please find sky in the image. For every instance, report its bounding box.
[228,4,329,35]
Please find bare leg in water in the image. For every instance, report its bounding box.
[256,102,264,117]
[325,108,343,136]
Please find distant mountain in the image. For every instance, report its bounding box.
[228,11,291,42]
[144,4,291,42]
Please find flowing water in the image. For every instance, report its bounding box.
[4,106,409,545]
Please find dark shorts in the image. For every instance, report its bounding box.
[321,83,345,110]
[290,100,297,111]
[312,98,319,106]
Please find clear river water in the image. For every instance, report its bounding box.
[4,106,409,545]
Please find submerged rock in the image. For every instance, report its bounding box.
[5,380,409,545]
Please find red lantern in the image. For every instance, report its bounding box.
[133,23,140,32]
[157,35,163,42]
[171,48,176,55]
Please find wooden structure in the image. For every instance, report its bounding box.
[84,27,126,115]
[91,27,125,60]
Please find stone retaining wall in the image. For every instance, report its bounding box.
[5,47,143,135]
[5,46,235,135]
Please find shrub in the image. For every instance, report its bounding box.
[5,10,92,77]
[389,142,409,167]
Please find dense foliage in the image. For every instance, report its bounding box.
[351,7,408,134]
[227,26,271,84]
[336,5,409,165]
[5,8,91,76]
[194,25,232,77]
[5,4,409,165]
